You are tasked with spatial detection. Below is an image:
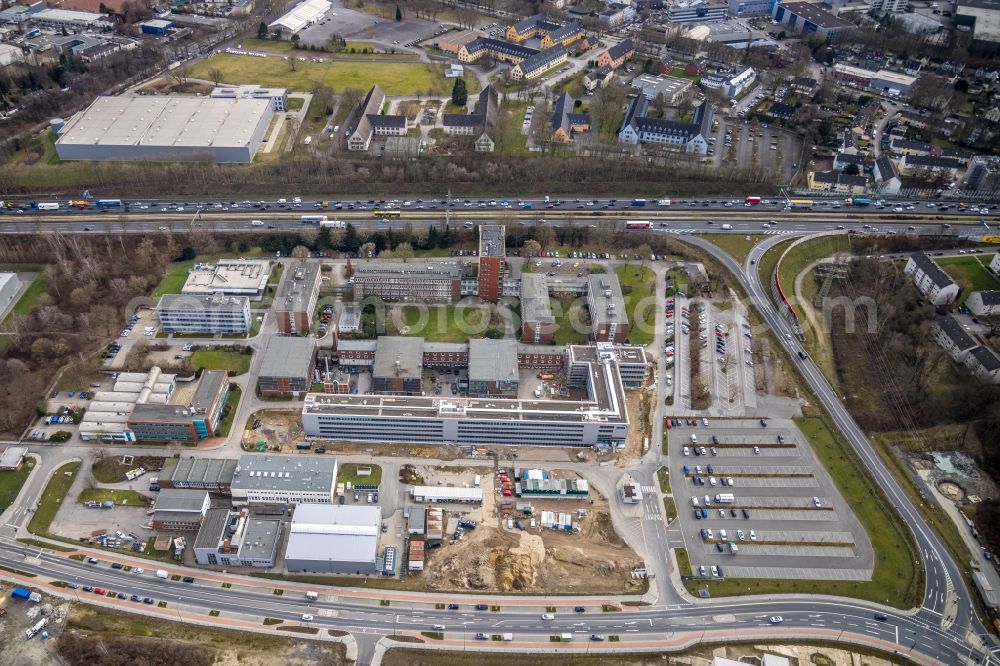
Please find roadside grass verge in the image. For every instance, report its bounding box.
[77,488,153,507]
[0,458,35,512]
[214,386,242,437]
[673,547,691,576]
[2,272,48,324]
[685,416,922,609]
[696,234,767,265]
[17,538,75,552]
[28,461,81,535]
[615,264,655,345]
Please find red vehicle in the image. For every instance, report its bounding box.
[745,196,762,204]
[93,587,107,595]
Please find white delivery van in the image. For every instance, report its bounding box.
[250,220,264,226]
[155,569,168,579]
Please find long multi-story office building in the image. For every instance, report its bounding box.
[275,262,321,335]
[353,261,465,304]
[257,336,316,398]
[587,274,629,343]
[303,342,632,448]
[157,293,251,334]
[521,273,557,343]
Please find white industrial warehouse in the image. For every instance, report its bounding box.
[54,95,274,163]
[284,505,381,575]
[269,0,330,35]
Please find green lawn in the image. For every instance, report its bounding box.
[338,463,383,487]
[152,260,196,297]
[190,54,477,96]
[551,296,590,346]
[615,264,656,345]
[286,96,305,111]
[0,458,35,512]
[191,349,252,375]
[937,255,1000,299]
[77,488,153,507]
[696,234,767,265]
[685,417,922,609]
[389,305,503,342]
[214,386,241,438]
[1,273,48,324]
[27,461,80,535]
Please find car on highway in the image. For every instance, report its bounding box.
[475,604,488,610]
[182,576,195,583]
[541,613,554,620]
[574,606,586,613]
[447,604,460,610]
[301,614,313,622]
[590,634,605,641]
[769,616,783,624]
[475,632,489,640]
[134,568,144,575]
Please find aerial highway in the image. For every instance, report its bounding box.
[1,208,998,665]
[0,535,984,665]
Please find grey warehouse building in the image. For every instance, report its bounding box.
[55,96,274,163]
[258,336,316,398]
[194,508,282,568]
[284,505,380,575]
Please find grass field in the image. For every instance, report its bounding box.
[190,53,477,96]
[937,255,1000,299]
[551,296,589,346]
[191,349,252,375]
[389,305,502,342]
[1,272,48,324]
[616,264,656,345]
[755,238,795,292]
[27,461,80,535]
[152,260,196,297]
[696,234,766,265]
[684,416,922,609]
[0,458,34,513]
[78,488,153,507]
[338,463,383,487]
[286,96,305,111]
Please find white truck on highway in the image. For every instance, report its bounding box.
[306,591,319,601]
[721,223,733,230]
[156,569,169,579]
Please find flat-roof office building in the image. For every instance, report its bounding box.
[353,261,464,304]
[127,371,230,442]
[275,262,321,335]
[303,342,630,448]
[55,96,273,163]
[194,508,282,568]
[258,336,316,398]
[230,454,339,506]
[157,293,251,334]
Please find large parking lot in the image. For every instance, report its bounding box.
[298,0,443,48]
[708,118,798,183]
[668,419,872,581]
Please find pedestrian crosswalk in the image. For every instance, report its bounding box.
[641,485,657,493]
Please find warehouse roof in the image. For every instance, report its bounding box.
[160,457,238,487]
[468,338,518,383]
[259,336,316,379]
[285,504,380,565]
[154,488,208,514]
[411,486,484,501]
[373,336,424,379]
[232,454,338,494]
[181,259,271,296]
[0,446,26,470]
[269,0,330,33]
[56,96,272,151]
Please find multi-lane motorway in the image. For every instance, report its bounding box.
[0,536,979,664]
[1,199,999,664]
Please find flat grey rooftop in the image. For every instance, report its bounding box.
[260,336,316,378]
[232,454,337,494]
